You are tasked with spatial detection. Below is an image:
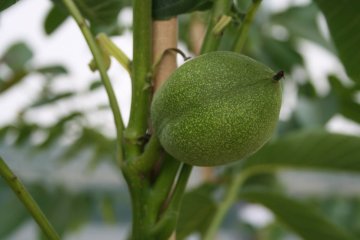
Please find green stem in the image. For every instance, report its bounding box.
[200,0,232,54]
[203,172,249,240]
[166,164,192,214]
[0,157,60,240]
[232,0,262,53]
[97,33,132,74]
[133,135,162,173]
[121,162,155,240]
[151,164,193,239]
[63,0,124,163]
[124,0,152,159]
[149,155,181,223]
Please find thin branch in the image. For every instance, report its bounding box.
[232,0,263,53]
[150,163,193,239]
[0,157,60,240]
[200,0,232,54]
[203,172,248,240]
[62,0,124,164]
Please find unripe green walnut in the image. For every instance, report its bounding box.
[151,51,282,166]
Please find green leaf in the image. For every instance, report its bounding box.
[271,3,332,50]
[89,80,103,90]
[259,37,303,72]
[0,189,29,238]
[239,189,357,240]
[2,42,33,71]
[328,75,360,124]
[76,0,123,25]
[294,93,338,127]
[30,92,74,107]
[153,0,213,20]
[39,112,82,148]
[177,184,217,239]
[241,130,360,173]
[0,0,18,12]
[51,0,128,34]
[314,0,360,83]
[0,69,29,94]
[36,65,68,75]
[44,5,69,35]
[34,187,92,237]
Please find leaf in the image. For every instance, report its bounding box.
[34,187,92,237]
[0,189,29,238]
[314,0,360,83]
[0,0,18,12]
[0,69,29,94]
[2,42,33,71]
[36,65,68,75]
[57,0,124,25]
[259,37,303,72]
[153,0,213,20]
[50,0,128,34]
[44,5,69,35]
[271,3,332,50]
[241,130,360,173]
[177,184,217,239]
[239,189,357,240]
[89,80,103,90]
[30,92,74,107]
[294,93,338,127]
[77,0,123,25]
[328,75,360,124]
[317,197,360,238]
[39,112,82,148]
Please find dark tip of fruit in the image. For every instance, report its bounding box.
[272,70,285,81]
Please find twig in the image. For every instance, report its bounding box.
[62,0,124,164]
[0,157,60,240]
[232,0,263,53]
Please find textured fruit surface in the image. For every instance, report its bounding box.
[151,51,282,166]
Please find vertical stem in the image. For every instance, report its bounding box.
[152,17,178,90]
[200,0,232,54]
[203,173,248,240]
[0,157,60,240]
[125,0,152,159]
[122,163,153,240]
[232,0,262,53]
[127,176,153,240]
